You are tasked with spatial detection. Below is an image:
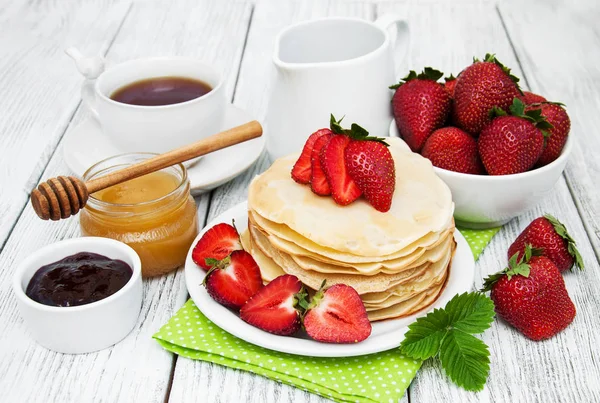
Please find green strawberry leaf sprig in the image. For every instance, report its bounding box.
[400,292,495,392]
[329,114,389,146]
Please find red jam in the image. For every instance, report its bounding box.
[25,252,133,307]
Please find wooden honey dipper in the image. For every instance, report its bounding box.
[31,120,263,221]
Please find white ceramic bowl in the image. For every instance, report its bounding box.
[389,121,573,228]
[13,237,143,354]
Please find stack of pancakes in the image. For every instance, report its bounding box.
[244,137,456,321]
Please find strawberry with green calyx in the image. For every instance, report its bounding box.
[508,214,584,272]
[399,292,495,391]
[482,245,576,341]
[202,250,263,310]
[343,130,395,212]
[525,102,571,167]
[478,97,552,175]
[303,280,371,343]
[390,67,451,152]
[453,53,522,135]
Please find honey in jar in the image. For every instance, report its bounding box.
[80,153,198,277]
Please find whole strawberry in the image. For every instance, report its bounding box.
[453,54,522,135]
[444,74,457,98]
[508,214,583,272]
[526,103,571,167]
[421,127,484,174]
[519,91,547,105]
[345,134,395,212]
[478,98,551,175]
[482,246,576,341]
[390,67,451,152]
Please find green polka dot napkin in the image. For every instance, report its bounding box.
[153,227,499,403]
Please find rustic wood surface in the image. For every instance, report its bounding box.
[1,0,599,402]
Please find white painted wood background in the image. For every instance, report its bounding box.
[0,0,599,402]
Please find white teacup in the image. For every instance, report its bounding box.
[265,15,410,159]
[70,53,227,154]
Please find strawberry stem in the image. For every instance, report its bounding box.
[329,114,389,146]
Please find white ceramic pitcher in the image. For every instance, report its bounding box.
[265,15,409,158]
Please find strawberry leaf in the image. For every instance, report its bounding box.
[445,74,456,82]
[544,214,585,270]
[400,292,494,392]
[417,67,444,82]
[204,257,221,268]
[489,106,508,119]
[509,97,526,116]
[445,292,495,334]
[329,114,389,146]
[400,307,450,359]
[439,330,491,392]
[480,53,521,91]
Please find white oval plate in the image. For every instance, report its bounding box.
[185,201,475,357]
[63,104,265,195]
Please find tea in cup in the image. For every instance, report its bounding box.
[70,54,227,154]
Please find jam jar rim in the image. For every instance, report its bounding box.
[82,152,189,210]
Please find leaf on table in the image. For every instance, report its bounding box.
[399,308,450,359]
[440,330,491,392]
[445,292,495,334]
[399,292,495,392]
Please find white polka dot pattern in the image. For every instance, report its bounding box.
[153,228,499,402]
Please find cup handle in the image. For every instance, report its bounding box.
[81,79,100,120]
[65,47,104,120]
[374,14,410,77]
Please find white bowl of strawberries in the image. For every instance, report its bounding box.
[389,56,573,228]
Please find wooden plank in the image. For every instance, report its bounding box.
[376,1,600,402]
[497,0,600,262]
[0,1,252,402]
[0,0,131,250]
[168,2,408,403]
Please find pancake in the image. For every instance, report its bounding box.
[249,222,434,294]
[248,137,454,257]
[362,239,455,304]
[363,253,452,310]
[249,209,453,265]
[366,273,449,321]
[289,232,454,276]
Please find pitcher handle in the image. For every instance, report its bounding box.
[65,47,105,120]
[374,14,410,77]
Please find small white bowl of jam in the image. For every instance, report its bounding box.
[13,237,142,354]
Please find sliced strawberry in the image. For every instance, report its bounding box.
[345,139,395,212]
[192,223,242,271]
[310,132,334,196]
[303,283,371,343]
[291,128,333,184]
[240,274,305,336]
[320,135,361,205]
[203,250,263,310]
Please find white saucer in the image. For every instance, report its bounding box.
[63,104,265,194]
[185,201,475,357]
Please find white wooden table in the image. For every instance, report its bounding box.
[1,0,599,401]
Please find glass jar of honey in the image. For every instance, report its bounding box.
[80,153,198,277]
